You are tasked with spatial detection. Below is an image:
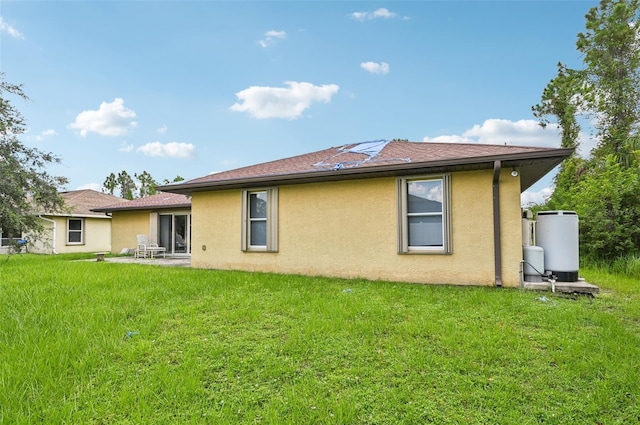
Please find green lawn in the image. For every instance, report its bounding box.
[1,254,638,424]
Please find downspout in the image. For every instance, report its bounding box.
[38,215,58,254]
[492,160,502,287]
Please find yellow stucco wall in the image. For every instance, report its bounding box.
[191,169,523,287]
[109,209,192,253]
[110,211,152,253]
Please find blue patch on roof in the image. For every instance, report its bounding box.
[313,139,411,170]
[343,139,389,157]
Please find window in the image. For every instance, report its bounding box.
[397,175,451,254]
[67,218,84,244]
[241,188,278,252]
[1,226,21,246]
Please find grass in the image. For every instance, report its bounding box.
[1,254,639,424]
[585,253,640,280]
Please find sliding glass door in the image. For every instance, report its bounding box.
[158,212,191,255]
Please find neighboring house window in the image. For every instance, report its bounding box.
[67,218,84,244]
[1,227,21,246]
[241,188,278,252]
[397,175,451,254]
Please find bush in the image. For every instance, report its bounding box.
[547,156,640,262]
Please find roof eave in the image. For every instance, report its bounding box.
[37,212,112,218]
[158,148,575,195]
[91,203,192,213]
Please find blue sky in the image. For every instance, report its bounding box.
[1,1,598,204]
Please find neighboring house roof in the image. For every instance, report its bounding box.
[159,140,574,194]
[40,189,125,218]
[92,192,191,213]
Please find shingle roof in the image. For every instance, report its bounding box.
[189,141,551,183]
[159,140,574,194]
[91,192,191,213]
[48,190,125,217]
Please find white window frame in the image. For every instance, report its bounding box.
[241,188,278,252]
[67,218,84,245]
[397,175,451,254]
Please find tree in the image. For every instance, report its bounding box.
[103,172,117,196]
[534,0,640,161]
[546,156,640,261]
[532,0,640,260]
[102,172,185,198]
[116,171,136,200]
[162,175,185,184]
[0,73,67,252]
[135,171,158,197]
[578,0,640,160]
[532,63,584,149]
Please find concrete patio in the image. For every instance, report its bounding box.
[92,256,191,267]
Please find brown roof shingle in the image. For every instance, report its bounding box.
[92,192,191,213]
[50,189,125,216]
[160,140,574,193]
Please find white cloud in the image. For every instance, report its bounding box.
[423,119,562,148]
[137,142,196,159]
[76,182,102,191]
[156,124,168,134]
[421,118,570,207]
[118,142,134,152]
[230,81,340,119]
[360,61,390,75]
[462,119,561,147]
[259,30,286,48]
[0,17,24,39]
[422,134,476,144]
[425,118,599,159]
[409,181,443,203]
[351,8,399,21]
[35,129,57,141]
[521,186,554,207]
[421,118,599,208]
[69,98,137,137]
[40,129,57,137]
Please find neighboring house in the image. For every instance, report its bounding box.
[0,226,24,253]
[25,189,124,254]
[159,140,573,287]
[92,192,192,256]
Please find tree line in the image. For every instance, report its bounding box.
[102,171,184,200]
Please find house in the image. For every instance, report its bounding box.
[92,192,192,256]
[159,140,573,287]
[24,189,124,254]
[0,227,24,253]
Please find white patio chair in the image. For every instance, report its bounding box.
[135,234,166,259]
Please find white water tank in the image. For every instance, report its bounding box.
[535,211,579,282]
[523,245,545,282]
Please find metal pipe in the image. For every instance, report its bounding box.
[519,260,524,288]
[492,160,502,287]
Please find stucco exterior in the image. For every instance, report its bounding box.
[108,208,192,254]
[30,215,112,254]
[190,168,523,286]
[109,210,154,253]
